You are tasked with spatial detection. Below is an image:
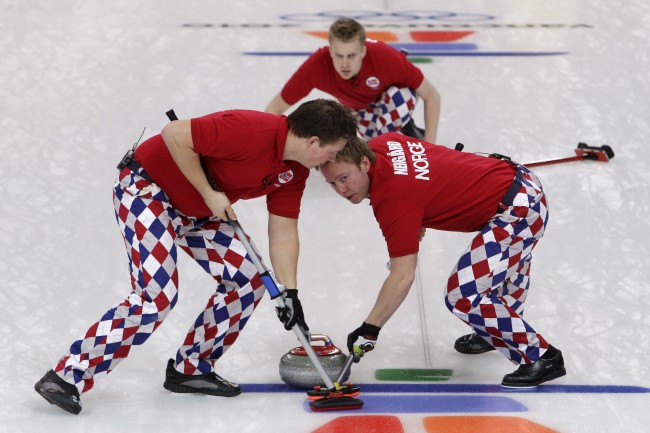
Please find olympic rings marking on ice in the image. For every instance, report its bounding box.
[279,10,496,22]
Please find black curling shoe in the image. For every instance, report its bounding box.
[163,359,242,397]
[34,370,82,415]
[454,333,496,354]
[501,350,566,388]
[400,119,425,139]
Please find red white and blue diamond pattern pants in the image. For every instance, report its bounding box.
[54,167,265,393]
[357,86,417,140]
[445,166,550,365]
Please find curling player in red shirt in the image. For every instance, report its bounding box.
[319,134,566,388]
[34,99,358,414]
[266,18,441,143]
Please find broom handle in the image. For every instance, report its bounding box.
[230,218,336,390]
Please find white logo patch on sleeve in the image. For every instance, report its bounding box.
[277,170,294,184]
[366,76,380,89]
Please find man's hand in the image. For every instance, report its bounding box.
[203,190,237,221]
[275,289,309,332]
[347,322,381,361]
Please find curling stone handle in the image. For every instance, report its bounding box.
[308,334,333,345]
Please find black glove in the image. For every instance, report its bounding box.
[347,322,381,360]
[275,289,309,332]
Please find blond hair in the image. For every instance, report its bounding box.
[335,135,376,165]
[328,18,366,45]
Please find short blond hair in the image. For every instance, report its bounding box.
[335,135,376,165]
[328,18,366,45]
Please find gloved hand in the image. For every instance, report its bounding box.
[347,322,381,361]
[275,288,309,332]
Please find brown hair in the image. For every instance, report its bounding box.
[287,99,358,145]
[328,18,366,45]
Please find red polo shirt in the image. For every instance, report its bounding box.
[367,133,516,257]
[133,110,309,219]
[281,40,424,110]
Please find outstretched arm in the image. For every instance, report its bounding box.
[347,253,418,356]
[365,253,418,327]
[415,77,441,144]
[269,213,307,332]
[265,92,292,115]
[268,212,299,289]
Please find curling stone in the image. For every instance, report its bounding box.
[279,334,349,389]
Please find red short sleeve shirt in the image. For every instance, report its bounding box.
[367,133,516,258]
[281,40,425,110]
[134,110,309,219]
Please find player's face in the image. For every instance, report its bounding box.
[329,38,367,80]
[320,158,371,204]
[304,138,347,168]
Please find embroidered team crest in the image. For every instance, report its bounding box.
[366,76,380,89]
[277,170,294,184]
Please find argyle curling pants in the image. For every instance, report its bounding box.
[444,165,550,365]
[356,86,417,141]
[54,165,266,394]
